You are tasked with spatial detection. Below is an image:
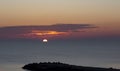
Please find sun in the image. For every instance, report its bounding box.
[43,39,48,43]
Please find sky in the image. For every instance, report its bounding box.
[0,1,120,71]
[0,0,120,39]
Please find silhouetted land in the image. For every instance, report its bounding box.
[22,62,120,71]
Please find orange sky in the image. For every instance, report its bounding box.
[0,0,120,26]
[0,0,120,39]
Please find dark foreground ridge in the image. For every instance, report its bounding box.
[23,62,120,71]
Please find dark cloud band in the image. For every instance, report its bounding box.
[0,24,97,38]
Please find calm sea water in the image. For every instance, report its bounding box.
[0,38,120,71]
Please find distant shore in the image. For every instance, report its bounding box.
[22,62,120,71]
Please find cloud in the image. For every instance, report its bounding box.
[0,24,96,39]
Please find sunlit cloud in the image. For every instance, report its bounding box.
[23,30,68,39]
[31,30,67,36]
[0,24,96,39]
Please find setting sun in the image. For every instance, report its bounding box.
[43,39,48,43]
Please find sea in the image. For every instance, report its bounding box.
[0,37,120,71]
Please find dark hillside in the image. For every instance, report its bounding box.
[23,62,120,71]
